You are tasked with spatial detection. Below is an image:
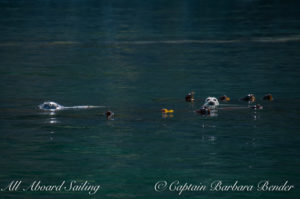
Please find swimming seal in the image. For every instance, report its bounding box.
[185,91,195,102]
[38,101,63,111]
[263,93,273,101]
[219,95,230,102]
[241,94,256,102]
[106,111,115,120]
[38,101,105,111]
[203,97,219,109]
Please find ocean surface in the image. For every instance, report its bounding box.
[0,0,300,198]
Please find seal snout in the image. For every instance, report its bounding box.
[208,101,215,105]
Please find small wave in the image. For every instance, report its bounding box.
[0,41,80,47]
[0,42,20,47]
[117,35,300,45]
[47,41,80,45]
[1,35,300,48]
[252,35,300,43]
[116,39,240,45]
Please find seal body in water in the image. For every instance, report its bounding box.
[39,101,63,111]
[105,111,115,120]
[219,95,230,102]
[263,93,273,101]
[38,101,105,111]
[240,94,256,102]
[185,91,195,102]
[195,97,219,116]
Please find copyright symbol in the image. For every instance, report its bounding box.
[154,181,168,192]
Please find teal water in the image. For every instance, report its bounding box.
[0,0,300,198]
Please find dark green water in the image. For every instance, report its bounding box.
[0,0,300,198]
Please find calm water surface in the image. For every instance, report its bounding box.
[0,0,300,198]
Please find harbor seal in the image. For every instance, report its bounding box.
[203,97,220,108]
[38,101,105,111]
[240,94,256,102]
[185,91,195,102]
[105,111,115,120]
[38,101,63,111]
[219,95,230,102]
[263,93,273,101]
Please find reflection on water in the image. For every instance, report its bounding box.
[202,135,217,143]
[48,117,59,124]
[49,131,55,141]
[161,113,174,119]
[40,110,60,124]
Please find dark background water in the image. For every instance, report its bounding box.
[0,0,300,198]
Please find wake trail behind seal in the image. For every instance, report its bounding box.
[63,105,106,109]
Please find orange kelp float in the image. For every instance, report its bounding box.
[161,108,174,113]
